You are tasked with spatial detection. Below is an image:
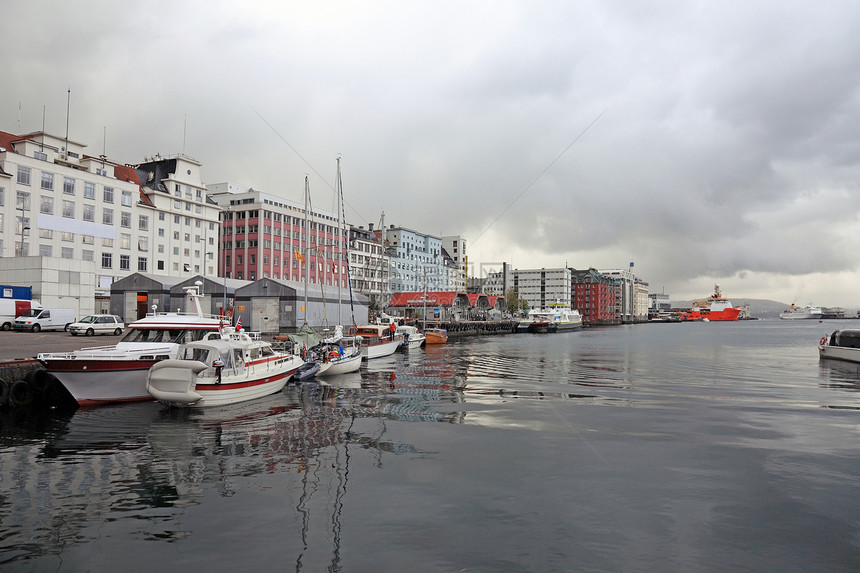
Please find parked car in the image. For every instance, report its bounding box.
[68,315,125,336]
[13,308,76,332]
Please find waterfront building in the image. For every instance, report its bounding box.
[349,223,389,311]
[207,183,348,289]
[441,235,467,292]
[511,267,572,311]
[0,129,219,315]
[598,267,649,323]
[570,268,616,324]
[381,225,458,293]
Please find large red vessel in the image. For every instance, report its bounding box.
[680,284,742,321]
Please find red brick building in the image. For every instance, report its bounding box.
[571,268,617,325]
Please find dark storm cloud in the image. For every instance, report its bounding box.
[3,0,860,304]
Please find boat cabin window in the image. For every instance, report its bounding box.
[234,349,244,365]
[180,347,211,363]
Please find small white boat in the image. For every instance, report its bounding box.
[354,324,404,360]
[315,326,363,376]
[396,324,425,349]
[517,304,583,333]
[146,330,303,407]
[819,330,860,364]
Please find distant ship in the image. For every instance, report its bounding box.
[680,284,742,322]
[779,304,823,320]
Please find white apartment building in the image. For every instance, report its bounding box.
[598,267,649,322]
[349,224,389,308]
[441,235,467,291]
[0,130,220,306]
[511,267,572,310]
[384,225,450,292]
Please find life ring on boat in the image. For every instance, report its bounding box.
[329,350,339,359]
[820,336,827,346]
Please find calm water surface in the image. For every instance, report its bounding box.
[2,320,859,572]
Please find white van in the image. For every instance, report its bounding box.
[13,308,76,332]
[0,299,43,331]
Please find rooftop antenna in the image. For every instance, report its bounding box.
[64,88,71,155]
[100,126,107,167]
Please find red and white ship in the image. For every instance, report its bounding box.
[680,284,742,322]
[37,284,224,406]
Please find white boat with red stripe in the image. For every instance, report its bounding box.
[37,283,225,406]
[146,329,304,407]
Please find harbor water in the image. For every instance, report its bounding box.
[2,320,859,571]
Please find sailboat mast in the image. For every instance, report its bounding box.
[336,157,343,325]
[304,176,309,324]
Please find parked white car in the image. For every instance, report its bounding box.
[68,315,125,336]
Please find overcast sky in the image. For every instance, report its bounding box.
[4,1,860,306]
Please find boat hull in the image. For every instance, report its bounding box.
[423,329,448,344]
[147,358,300,407]
[361,339,402,359]
[41,359,159,406]
[819,344,860,363]
[319,351,363,375]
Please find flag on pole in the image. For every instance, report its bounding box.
[295,249,305,265]
[236,315,242,330]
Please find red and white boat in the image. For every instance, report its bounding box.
[354,323,404,359]
[37,284,224,406]
[680,284,742,322]
[145,329,303,407]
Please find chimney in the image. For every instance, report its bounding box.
[368,223,374,231]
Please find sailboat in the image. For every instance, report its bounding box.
[313,158,362,375]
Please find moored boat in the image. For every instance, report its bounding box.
[396,324,426,349]
[354,324,404,359]
[146,329,303,407]
[819,330,860,363]
[423,327,448,344]
[780,304,823,320]
[37,284,224,406]
[517,304,582,333]
[679,284,741,322]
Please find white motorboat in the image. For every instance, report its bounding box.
[314,325,363,375]
[37,283,224,406]
[354,324,404,359]
[146,329,303,407]
[819,330,860,363]
[396,324,425,349]
[780,304,823,320]
[517,304,583,333]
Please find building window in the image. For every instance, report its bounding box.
[158,212,165,221]
[139,215,149,231]
[121,211,131,228]
[158,228,164,237]
[63,177,75,195]
[17,166,31,185]
[16,191,31,210]
[138,237,149,252]
[61,247,74,259]
[121,190,133,206]
[84,181,95,199]
[63,200,75,218]
[121,233,131,249]
[83,204,95,222]
[82,249,94,262]
[120,254,130,270]
[40,195,54,215]
[137,257,147,271]
[82,235,94,245]
[103,208,113,225]
[103,187,114,203]
[102,252,112,268]
[39,244,52,257]
[62,232,73,242]
[157,260,165,270]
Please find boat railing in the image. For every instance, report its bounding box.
[141,309,227,321]
[38,344,176,360]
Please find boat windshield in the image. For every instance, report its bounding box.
[120,328,217,344]
[180,347,212,363]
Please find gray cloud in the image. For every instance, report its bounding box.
[4,0,860,305]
